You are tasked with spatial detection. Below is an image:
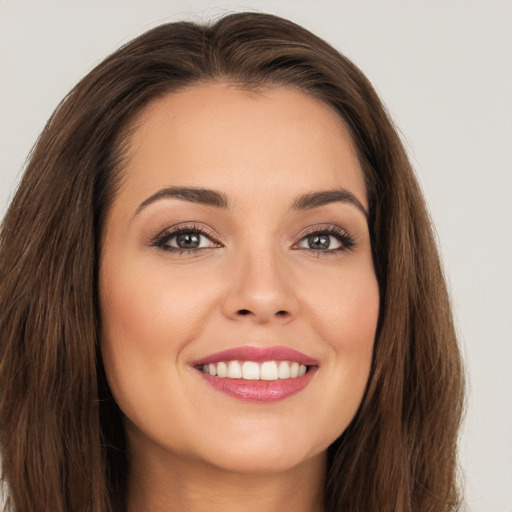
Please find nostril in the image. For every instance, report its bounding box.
[234,309,290,320]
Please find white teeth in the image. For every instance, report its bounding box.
[261,361,279,381]
[242,361,260,380]
[227,360,242,379]
[216,361,227,378]
[201,360,310,380]
[278,361,290,379]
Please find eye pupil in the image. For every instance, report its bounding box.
[177,233,200,248]
[308,234,330,250]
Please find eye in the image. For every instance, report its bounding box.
[153,225,220,253]
[295,226,355,252]
[171,232,209,249]
[299,233,340,250]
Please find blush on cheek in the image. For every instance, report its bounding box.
[311,287,378,351]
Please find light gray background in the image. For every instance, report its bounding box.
[1,1,511,511]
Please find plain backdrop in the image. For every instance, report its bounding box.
[1,1,511,511]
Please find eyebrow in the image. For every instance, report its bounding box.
[134,186,367,218]
[135,187,229,216]
[291,189,368,217]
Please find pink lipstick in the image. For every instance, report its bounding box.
[192,346,318,402]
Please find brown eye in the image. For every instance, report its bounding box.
[154,227,220,252]
[307,234,331,250]
[176,232,201,249]
[297,232,343,251]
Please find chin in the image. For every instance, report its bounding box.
[177,420,329,475]
[199,444,324,475]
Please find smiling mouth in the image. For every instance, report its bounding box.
[192,346,318,402]
[198,360,309,380]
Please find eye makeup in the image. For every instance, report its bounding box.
[292,224,356,254]
[149,220,356,257]
[151,223,222,254]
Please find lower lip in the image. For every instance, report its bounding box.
[196,368,317,402]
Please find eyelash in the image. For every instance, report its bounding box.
[152,224,220,254]
[151,224,356,255]
[294,225,356,254]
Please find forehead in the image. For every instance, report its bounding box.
[117,82,367,211]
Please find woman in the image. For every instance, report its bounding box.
[0,12,464,512]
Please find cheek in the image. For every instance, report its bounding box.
[98,260,215,451]
[304,262,379,353]
[299,264,379,438]
[98,257,220,411]
[99,258,219,352]
[325,276,378,383]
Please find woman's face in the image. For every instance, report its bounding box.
[99,83,379,474]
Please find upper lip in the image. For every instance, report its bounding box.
[192,345,319,367]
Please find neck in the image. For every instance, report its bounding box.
[126,433,326,512]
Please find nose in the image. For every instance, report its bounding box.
[221,248,299,325]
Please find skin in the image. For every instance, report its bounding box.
[99,83,380,512]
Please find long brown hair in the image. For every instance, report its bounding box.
[0,12,464,512]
